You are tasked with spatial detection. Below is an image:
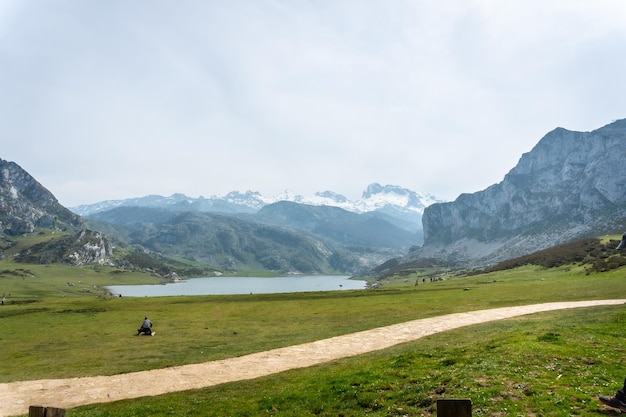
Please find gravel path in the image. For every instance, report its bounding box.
[2,299,624,417]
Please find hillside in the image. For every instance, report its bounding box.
[371,234,626,279]
[256,201,417,250]
[484,236,626,273]
[86,205,406,274]
[412,118,626,266]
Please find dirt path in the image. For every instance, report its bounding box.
[2,299,624,417]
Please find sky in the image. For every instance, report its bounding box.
[1,1,625,208]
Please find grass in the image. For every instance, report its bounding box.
[0,261,162,299]
[1,257,625,416]
[0,229,73,258]
[66,306,626,417]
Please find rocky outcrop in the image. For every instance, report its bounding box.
[14,229,115,266]
[0,158,83,235]
[66,229,114,265]
[418,118,626,266]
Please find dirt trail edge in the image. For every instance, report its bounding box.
[2,300,624,416]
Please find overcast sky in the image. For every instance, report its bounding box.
[1,1,625,207]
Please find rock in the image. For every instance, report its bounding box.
[418,119,626,266]
[0,158,83,235]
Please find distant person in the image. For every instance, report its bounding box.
[137,316,153,336]
[598,233,626,412]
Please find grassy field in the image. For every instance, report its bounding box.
[67,306,626,417]
[1,258,625,416]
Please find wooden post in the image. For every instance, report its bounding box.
[45,407,66,417]
[29,406,66,417]
[28,407,45,417]
[437,398,472,417]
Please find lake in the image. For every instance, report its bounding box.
[107,275,366,297]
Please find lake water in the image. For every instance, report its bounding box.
[107,275,366,297]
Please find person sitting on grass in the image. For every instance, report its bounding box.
[137,316,153,336]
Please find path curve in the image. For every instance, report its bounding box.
[2,299,624,417]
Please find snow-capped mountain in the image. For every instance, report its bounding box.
[355,183,441,213]
[71,183,443,231]
[71,184,442,216]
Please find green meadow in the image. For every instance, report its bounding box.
[1,251,625,416]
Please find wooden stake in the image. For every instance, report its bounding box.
[28,406,66,417]
[437,398,472,417]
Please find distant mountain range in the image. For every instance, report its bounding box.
[80,185,440,274]
[70,184,442,234]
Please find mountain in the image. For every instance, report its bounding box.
[70,184,441,236]
[411,118,626,266]
[86,206,400,274]
[0,159,119,267]
[81,185,431,274]
[0,158,83,235]
[256,201,417,250]
[71,192,267,216]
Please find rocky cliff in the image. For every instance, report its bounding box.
[418,118,626,265]
[0,158,83,235]
[0,159,117,267]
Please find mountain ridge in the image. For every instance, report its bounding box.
[410,118,626,267]
[0,159,83,235]
[71,184,442,240]
[70,184,442,219]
